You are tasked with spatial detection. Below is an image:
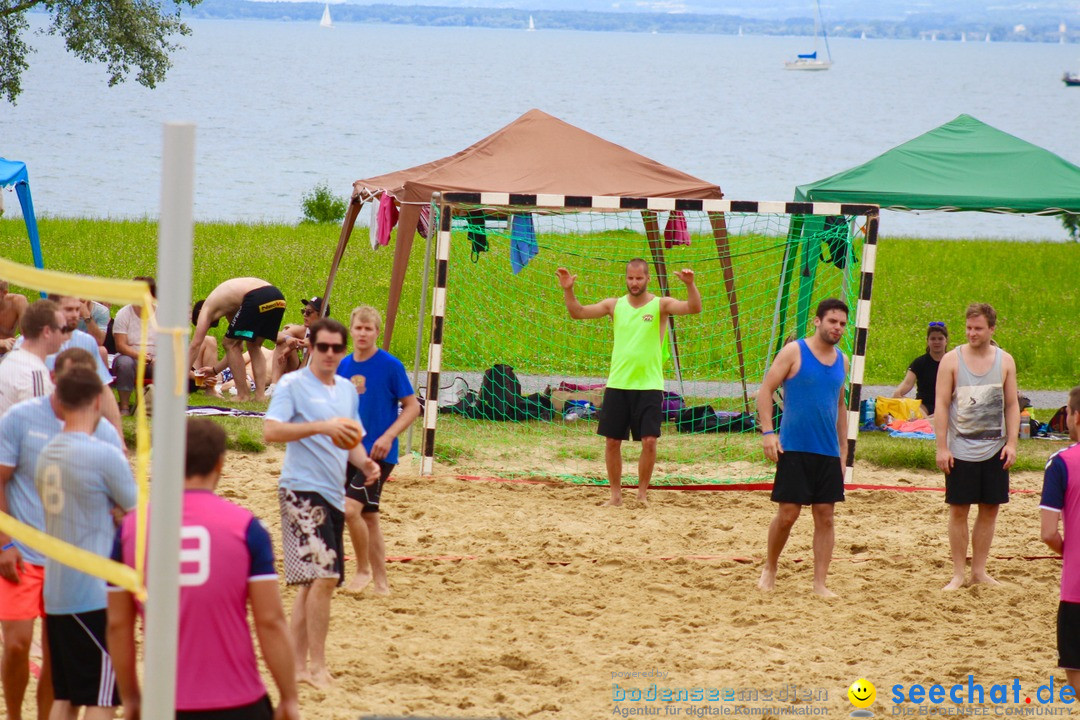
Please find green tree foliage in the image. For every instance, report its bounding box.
[1060,213,1080,242]
[0,0,203,104]
[300,182,347,224]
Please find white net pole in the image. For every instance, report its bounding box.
[144,122,195,717]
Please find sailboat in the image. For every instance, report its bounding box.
[320,3,333,29]
[527,15,535,31]
[784,0,832,70]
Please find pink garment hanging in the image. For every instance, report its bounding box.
[663,210,691,248]
[376,193,399,247]
[416,205,431,239]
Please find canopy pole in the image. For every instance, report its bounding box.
[321,197,364,318]
[708,212,750,413]
[642,211,685,398]
[384,202,423,349]
[406,203,436,457]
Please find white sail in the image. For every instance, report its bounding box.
[320,4,333,28]
[527,15,535,31]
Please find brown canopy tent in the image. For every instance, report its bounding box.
[324,109,752,406]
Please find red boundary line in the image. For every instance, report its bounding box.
[386,554,1060,564]
[450,475,1037,494]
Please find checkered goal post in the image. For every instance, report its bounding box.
[417,194,879,486]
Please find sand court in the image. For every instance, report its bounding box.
[190,447,1070,720]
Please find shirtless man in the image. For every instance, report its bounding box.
[191,278,286,403]
[0,281,29,357]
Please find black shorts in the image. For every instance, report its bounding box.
[225,285,286,342]
[345,460,395,513]
[177,695,273,720]
[771,451,845,505]
[278,488,345,586]
[945,455,1010,505]
[597,388,663,441]
[1059,601,1080,670]
[45,609,120,707]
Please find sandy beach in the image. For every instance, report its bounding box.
[197,448,1067,720]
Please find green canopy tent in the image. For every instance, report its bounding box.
[776,114,1080,353]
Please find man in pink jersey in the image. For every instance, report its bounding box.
[1040,386,1080,690]
[107,419,300,720]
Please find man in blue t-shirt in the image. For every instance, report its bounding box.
[0,348,122,720]
[35,366,136,716]
[336,306,420,596]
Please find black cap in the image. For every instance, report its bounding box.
[301,296,329,316]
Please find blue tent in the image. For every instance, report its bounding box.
[0,158,45,269]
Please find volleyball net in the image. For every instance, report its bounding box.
[0,257,155,599]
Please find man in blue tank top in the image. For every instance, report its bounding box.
[755,298,849,597]
[934,302,1018,591]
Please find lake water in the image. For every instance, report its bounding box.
[3,17,1080,239]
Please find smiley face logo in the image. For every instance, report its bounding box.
[848,678,875,715]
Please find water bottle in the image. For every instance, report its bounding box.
[860,398,876,427]
[1020,410,1031,439]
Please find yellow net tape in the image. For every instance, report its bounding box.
[0,514,145,601]
[0,258,154,600]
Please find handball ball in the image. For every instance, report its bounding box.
[332,419,363,450]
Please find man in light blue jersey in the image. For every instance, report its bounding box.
[19,295,123,440]
[36,366,135,717]
[264,317,379,689]
[0,349,124,720]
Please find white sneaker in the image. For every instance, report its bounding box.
[265,383,276,398]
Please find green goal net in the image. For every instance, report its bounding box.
[419,198,877,485]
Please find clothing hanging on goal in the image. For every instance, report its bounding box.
[467,210,488,262]
[369,192,398,250]
[509,214,538,274]
[663,210,691,248]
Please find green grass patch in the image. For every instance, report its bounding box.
[3,219,1075,387]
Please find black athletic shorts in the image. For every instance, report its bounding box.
[177,695,273,720]
[1059,601,1080,670]
[278,488,345,586]
[46,609,120,707]
[597,388,663,441]
[345,460,395,513]
[945,455,1010,505]
[225,285,286,342]
[771,450,845,505]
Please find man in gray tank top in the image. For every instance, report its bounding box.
[934,303,1019,591]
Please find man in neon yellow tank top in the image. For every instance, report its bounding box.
[556,259,701,506]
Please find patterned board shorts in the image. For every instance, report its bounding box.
[277,487,344,586]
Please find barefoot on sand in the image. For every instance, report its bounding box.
[343,571,372,594]
[301,670,334,689]
[942,576,966,591]
[972,573,1001,587]
[757,567,776,591]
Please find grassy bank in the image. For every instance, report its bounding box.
[3,218,1077,388]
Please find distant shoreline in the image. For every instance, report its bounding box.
[185,0,1079,43]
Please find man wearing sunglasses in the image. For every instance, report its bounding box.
[191,277,287,403]
[264,317,380,689]
[269,296,328,387]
